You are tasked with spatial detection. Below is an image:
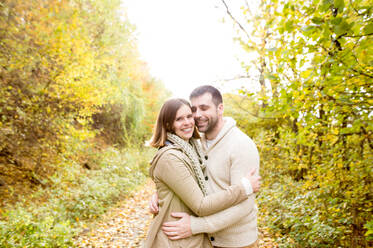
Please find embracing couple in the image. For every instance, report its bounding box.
[144,85,261,248]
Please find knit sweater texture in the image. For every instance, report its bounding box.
[190,117,260,247]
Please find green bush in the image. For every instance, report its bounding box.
[225,92,372,247]
[0,146,153,247]
[258,177,342,248]
[0,207,74,248]
[364,220,373,242]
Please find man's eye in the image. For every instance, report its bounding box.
[191,107,196,112]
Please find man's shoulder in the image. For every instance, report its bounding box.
[228,126,255,145]
[226,127,260,163]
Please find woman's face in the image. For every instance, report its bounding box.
[172,104,195,141]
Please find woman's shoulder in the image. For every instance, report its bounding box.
[154,144,184,163]
[151,145,189,178]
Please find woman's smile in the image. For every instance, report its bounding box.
[173,104,195,141]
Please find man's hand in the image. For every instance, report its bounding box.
[149,193,159,215]
[247,168,261,193]
[162,212,192,240]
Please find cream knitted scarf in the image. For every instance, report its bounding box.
[166,132,208,196]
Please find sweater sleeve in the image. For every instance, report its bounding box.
[230,136,260,187]
[190,196,256,234]
[154,152,248,216]
[190,137,260,234]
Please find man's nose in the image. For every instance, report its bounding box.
[194,108,202,118]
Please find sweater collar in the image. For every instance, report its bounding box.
[201,117,236,152]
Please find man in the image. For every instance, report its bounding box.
[150,85,260,248]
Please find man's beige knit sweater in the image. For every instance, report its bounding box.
[190,117,260,247]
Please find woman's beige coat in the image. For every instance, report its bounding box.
[144,143,248,248]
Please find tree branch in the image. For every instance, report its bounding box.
[320,45,373,78]
[212,74,253,83]
[340,33,373,38]
[350,68,373,79]
[220,0,251,40]
[349,0,369,16]
[226,94,280,120]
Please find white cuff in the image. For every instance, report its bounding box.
[241,177,253,195]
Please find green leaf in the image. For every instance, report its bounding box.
[334,0,345,13]
[265,72,277,81]
[312,17,324,24]
[302,25,317,36]
[334,20,350,36]
[320,0,333,12]
[285,20,294,32]
[331,17,342,25]
[363,22,373,35]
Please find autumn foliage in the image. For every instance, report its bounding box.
[223,0,372,247]
[0,0,167,246]
[0,0,167,186]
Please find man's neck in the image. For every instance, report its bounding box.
[205,118,225,140]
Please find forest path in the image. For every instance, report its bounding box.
[75,179,277,248]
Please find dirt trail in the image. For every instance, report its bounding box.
[75,179,154,248]
[75,179,277,248]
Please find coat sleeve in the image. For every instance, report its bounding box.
[154,151,248,216]
[190,137,260,234]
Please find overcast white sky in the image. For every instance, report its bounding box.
[123,0,259,99]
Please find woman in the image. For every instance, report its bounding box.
[144,98,252,248]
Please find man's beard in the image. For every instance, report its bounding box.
[196,114,218,134]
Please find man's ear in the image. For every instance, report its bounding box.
[218,103,224,116]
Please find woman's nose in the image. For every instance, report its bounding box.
[183,117,193,125]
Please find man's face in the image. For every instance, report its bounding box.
[190,93,222,134]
